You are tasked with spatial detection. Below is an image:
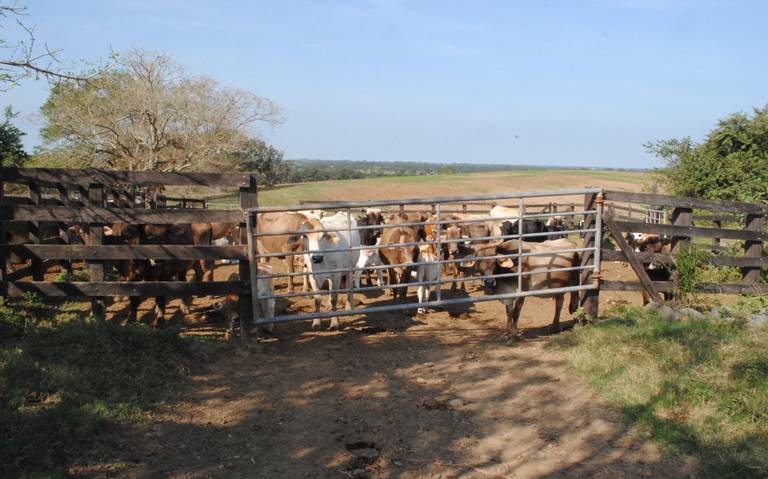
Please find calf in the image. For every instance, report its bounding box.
[225,264,276,334]
[626,233,673,304]
[379,215,421,300]
[461,238,581,339]
[354,237,385,288]
[256,212,310,292]
[415,242,441,314]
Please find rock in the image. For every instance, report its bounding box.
[707,307,722,320]
[643,302,662,312]
[658,305,676,321]
[679,307,705,321]
[448,398,464,408]
[747,314,768,329]
[351,448,379,461]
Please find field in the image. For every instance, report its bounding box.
[211,169,650,207]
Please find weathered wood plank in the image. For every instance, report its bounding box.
[579,192,599,319]
[239,173,258,340]
[0,205,243,224]
[601,280,768,295]
[602,249,766,267]
[0,244,248,260]
[611,220,766,242]
[604,190,765,214]
[742,213,764,284]
[0,167,251,188]
[7,280,246,297]
[604,217,661,302]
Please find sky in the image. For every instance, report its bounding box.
[2,0,767,168]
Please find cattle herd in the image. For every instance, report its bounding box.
[5,199,672,340]
[253,205,589,339]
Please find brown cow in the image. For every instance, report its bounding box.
[460,238,581,339]
[256,212,309,292]
[379,214,424,299]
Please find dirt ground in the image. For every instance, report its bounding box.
[67,258,694,479]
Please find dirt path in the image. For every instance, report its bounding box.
[74,263,689,479]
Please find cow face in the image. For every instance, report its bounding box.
[290,219,336,264]
[459,241,517,289]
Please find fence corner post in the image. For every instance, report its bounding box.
[742,213,764,284]
[0,178,6,304]
[87,182,105,320]
[580,191,601,321]
[238,173,258,341]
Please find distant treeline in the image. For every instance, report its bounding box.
[274,159,645,185]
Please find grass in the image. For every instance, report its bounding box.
[550,305,768,477]
[210,169,649,207]
[0,294,221,478]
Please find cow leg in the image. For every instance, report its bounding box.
[387,269,397,297]
[551,294,564,333]
[192,262,204,282]
[309,276,323,330]
[129,296,140,323]
[345,273,355,310]
[285,257,295,293]
[203,259,214,282]
[154,296,166,327]
[568,291,580,315]
[505,297,525,340]
[417,282,426,314]
[329,277,340,330]
[262,297,276,333]
[376,268,384,287]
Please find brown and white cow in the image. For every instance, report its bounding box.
[378,213,424,299]
[460,238,581,339]
[625,233,673,304]
[256,212,310,292]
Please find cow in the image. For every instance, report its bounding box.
[498,218,567,242]
[625,233,673,304]
[357,208,385,246]
[256,212,310,292]
[354,237,385,288]
[290,213,361,330]
[379,214,422,299]
[460,238,581,340]
[415,241,441,314]
[225,264,276,334]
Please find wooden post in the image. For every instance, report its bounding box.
[87,183,105,320]
[238,173,258,340]
[580,192,600,320]
[57,184,71,274]
[670,207,693,253]
[28,183,44,281]
[0,179,6,303]
[712,219,721,247]
[605,217,660,302]
[742,213,764,284]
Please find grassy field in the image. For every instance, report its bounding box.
[550,303,768,478]
[211,169,651,207]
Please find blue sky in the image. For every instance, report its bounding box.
[3,0,767,168]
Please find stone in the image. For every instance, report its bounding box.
[643,302,662,312]
[658,305,676,321]
[679,307,705,321]
[747,314,768,329]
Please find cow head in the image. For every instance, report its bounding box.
[459,241,519,289]
[289,218,336,264]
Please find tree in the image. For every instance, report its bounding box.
[1,3,93,89]
[647,106,768,204]
[0,106,27,166]
[39,50,282,172]
[235,139,292,187]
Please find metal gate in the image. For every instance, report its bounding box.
[244,188,603,328]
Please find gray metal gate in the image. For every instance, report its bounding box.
[244,188,603,328]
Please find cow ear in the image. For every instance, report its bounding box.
[497,257,515,269]
[459,256,476,268]
[324,231,338,243]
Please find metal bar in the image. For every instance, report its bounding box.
[258,284,597,324]
[517,198,524,292]
[435,202,442,303]
[593,192,604,280]
[346,208,354,313]
[249,188,603,213]
[254,246,598,279]
[256,264,595,301]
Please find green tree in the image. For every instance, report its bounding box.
[235,139,292,187]
[647,106,768,203]
[0,107,28,166]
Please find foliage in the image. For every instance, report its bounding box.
[38,49,281,172]
[551,305,768,478]
[647,106,768,203]
[0,297,219,477]
[0,106,27,166]
[234,138,293,187]
[671,244,711,300]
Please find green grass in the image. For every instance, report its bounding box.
[0,294,220,478]
[550,305,768,477]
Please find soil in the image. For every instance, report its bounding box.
[68,260,693,479]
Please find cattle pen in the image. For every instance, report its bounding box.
[2,166,768,341]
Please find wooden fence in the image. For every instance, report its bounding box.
[0,167,256,337]
[599,190,767,313]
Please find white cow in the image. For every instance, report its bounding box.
[354,237,385,288]
[297,212,361,330]
[415,242,441,314]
